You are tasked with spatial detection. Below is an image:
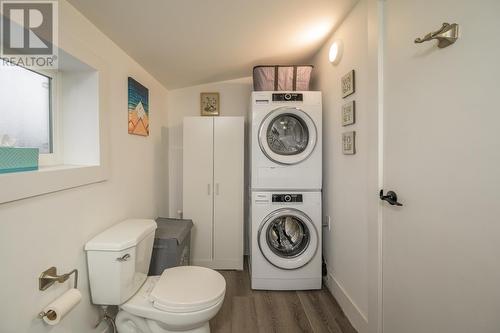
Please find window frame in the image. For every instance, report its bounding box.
[28,67,61,167]
[0,47,109,205]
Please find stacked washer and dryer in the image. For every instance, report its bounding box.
[250,91,322,290]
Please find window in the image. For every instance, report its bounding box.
[0,51,106,204]
[0,63,57,164]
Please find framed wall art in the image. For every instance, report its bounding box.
[342,131,356,155]
[342,100,355,126]
[128,77,149,136]
[200,92,220,116]
[341,69,355,98]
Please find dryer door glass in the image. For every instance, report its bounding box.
[266,114,309,156]
[266,215,310,258]
[258,107,317,165]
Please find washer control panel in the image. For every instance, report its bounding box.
[272,194,303,203]
[272,93,303,102]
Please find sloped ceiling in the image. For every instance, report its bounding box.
[66,0,356,89]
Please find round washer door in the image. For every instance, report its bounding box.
[258,208,318,270]
[258,107,317,165]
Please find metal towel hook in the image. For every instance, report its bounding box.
[414,23,459,48]
[39,267,78,291]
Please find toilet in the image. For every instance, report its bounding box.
[85,219,226,333]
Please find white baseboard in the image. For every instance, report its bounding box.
[323,272,368,333]
[191,259,243,270]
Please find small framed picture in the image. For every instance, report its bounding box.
[200,92,220,116]
[341,70,355,98]
[342,100,355,126]
[342,131,356,155]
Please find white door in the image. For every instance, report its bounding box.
[213,117,244,269]
[183,117,214,263]
[382,1,500,332]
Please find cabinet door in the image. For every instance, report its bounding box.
[183,117,214,264]
[213,117,244,269]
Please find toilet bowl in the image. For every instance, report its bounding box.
[85,219,226,333]
[116,299,222,333]
[116,267,226,333]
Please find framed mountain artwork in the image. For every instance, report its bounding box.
[128,77,149,136]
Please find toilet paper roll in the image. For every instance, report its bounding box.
[42,289,82,325]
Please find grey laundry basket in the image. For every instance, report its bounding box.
[148,217,193,276]
[253,65,313,91]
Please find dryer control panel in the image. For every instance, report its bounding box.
[272,194,303,203]
[272,93,303,102]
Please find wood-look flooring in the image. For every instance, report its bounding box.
[210,260,357,333]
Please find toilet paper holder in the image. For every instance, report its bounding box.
[38,309,57,320]
[38,267,79,321]
[39,266,78,291]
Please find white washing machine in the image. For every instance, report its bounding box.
[250,191,322,290]
[250,91,322,190]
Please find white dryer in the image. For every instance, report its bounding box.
[250,91,322,190]
[250,191,322,290]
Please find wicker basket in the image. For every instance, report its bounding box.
[253,65,313,91]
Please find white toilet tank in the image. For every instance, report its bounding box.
[85,219,157,305]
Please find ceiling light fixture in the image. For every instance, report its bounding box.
[329,40,343,65]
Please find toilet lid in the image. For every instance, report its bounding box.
[150,266,226,313]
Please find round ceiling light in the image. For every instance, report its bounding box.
[329,40,343,65]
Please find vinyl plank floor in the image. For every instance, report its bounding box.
[297,290,345,333]
[253,290,313,333]
[231,296,259,333]
[210,259,357,333]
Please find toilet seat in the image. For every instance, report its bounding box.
[121,267,226,323]
[150,266,226,313]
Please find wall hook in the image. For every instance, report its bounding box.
[414,23,459,48]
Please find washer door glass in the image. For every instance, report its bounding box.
[267,114,309,156]
[266,215,310,258]
[258,208,318,270]
[258,107,317,165]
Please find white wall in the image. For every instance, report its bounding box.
[311,1,374,331]
[166,77,252,224]
[0,1,168,332]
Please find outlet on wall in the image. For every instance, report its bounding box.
[323,215,331,231]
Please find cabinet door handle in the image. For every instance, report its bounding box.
[207,184,211,195]
[215,183,220,195]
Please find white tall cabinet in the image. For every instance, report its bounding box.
[183,116,244,270]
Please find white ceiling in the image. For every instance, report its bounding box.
[66,0,356,89]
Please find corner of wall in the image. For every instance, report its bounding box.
[324,271,369,332]
[310,0,372,330]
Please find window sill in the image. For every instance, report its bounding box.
[0,164,108,204]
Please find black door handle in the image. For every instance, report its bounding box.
[379,189,403,206]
